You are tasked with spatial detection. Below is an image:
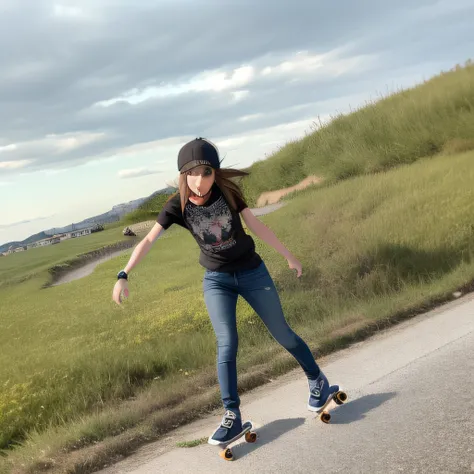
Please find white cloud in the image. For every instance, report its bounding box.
[46,132,107,153]
[232,90,250,102]
[217,115,333,159]
[0,144,17,153]
[118,168,163,179]
[238,113,265,122]
[52,5,85,18]
[213,117,318,165]
[192,66,255,93]
[40,169,68,176]
[0,160,33,169]
[110,136,184,157]
[94,47,374,108]
[0,133,107,169]
[262,49,375,78]
[0,214,56,230]
[95,65,256,107]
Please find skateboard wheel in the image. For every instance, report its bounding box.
[320,412,331,424]
[334,391,348,405]
[219,448,234,461]
[245,431,257,443]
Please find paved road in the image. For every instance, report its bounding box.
[97,293,474,474]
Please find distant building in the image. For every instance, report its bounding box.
[69,228,92,238]
[1,245,21,256]
[26,229,91,250]
[6,227,95,255]
[28,236,61,249]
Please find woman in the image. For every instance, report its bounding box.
[112,138,340,444]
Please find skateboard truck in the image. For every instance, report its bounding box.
[318,390,348,423]
[212,421,257,461]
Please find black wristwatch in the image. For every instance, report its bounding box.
[117,270,128,281]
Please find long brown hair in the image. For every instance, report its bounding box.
[167,167,250,213]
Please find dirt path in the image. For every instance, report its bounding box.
[51,247,132,286]
[48,177,322,287]
[256,175,323,207]
[51,204,286,286]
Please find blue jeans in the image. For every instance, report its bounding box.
[203,261,320,411]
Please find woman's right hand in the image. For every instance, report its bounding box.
[112,279,129,305]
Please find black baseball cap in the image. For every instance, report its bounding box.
[177,138,221,173]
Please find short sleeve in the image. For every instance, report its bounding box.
[156,194,185,229]
[233,192,248,213]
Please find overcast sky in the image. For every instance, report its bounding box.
[1,0,473,244]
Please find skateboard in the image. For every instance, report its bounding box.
[317,389,348,423]
[212,421,257,461]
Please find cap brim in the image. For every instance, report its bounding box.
[180,160,213,173]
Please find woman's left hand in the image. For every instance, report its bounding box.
[287,256,302,278]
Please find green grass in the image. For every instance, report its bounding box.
[176,438,208,448]
[113,192,176,228]
[0,228,137,288]
[240,61,474,205]
[2,151,474,473]
[1,62,474,474]
[0,189,177,289]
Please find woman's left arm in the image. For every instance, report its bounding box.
[240,208,302,278]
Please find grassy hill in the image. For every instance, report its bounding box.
[112,187,178,228]
[0,231,49,254]
[1,61,474,474]
[240,60,474,205]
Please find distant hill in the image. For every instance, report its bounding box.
[140,186,177,206]
[0,186,177,253]
[117,186,178,227]
[0,230,50,255]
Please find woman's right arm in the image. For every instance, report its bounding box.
[112,222,164,305]
[123,222,165,274]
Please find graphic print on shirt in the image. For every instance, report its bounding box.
[185,196,236,252]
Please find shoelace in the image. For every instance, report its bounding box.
[310,380,324,398]
[220,410,236,429]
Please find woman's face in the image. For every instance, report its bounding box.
[186,165,215,204]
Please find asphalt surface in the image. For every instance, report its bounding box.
[97,293,474,474]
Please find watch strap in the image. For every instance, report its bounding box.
[117,270,128,280]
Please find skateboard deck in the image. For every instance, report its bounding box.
[211,420,257,461]
[317,389,348,423]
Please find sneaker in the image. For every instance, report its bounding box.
[307,371,339,412]
[208,409,243,445]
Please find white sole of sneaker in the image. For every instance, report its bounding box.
[208,420,253,446]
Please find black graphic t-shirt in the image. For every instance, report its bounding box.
[156,185,262,272]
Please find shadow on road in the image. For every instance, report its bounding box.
[329,391,397,424]
[230,417,305,459]
[226,392,396,459]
